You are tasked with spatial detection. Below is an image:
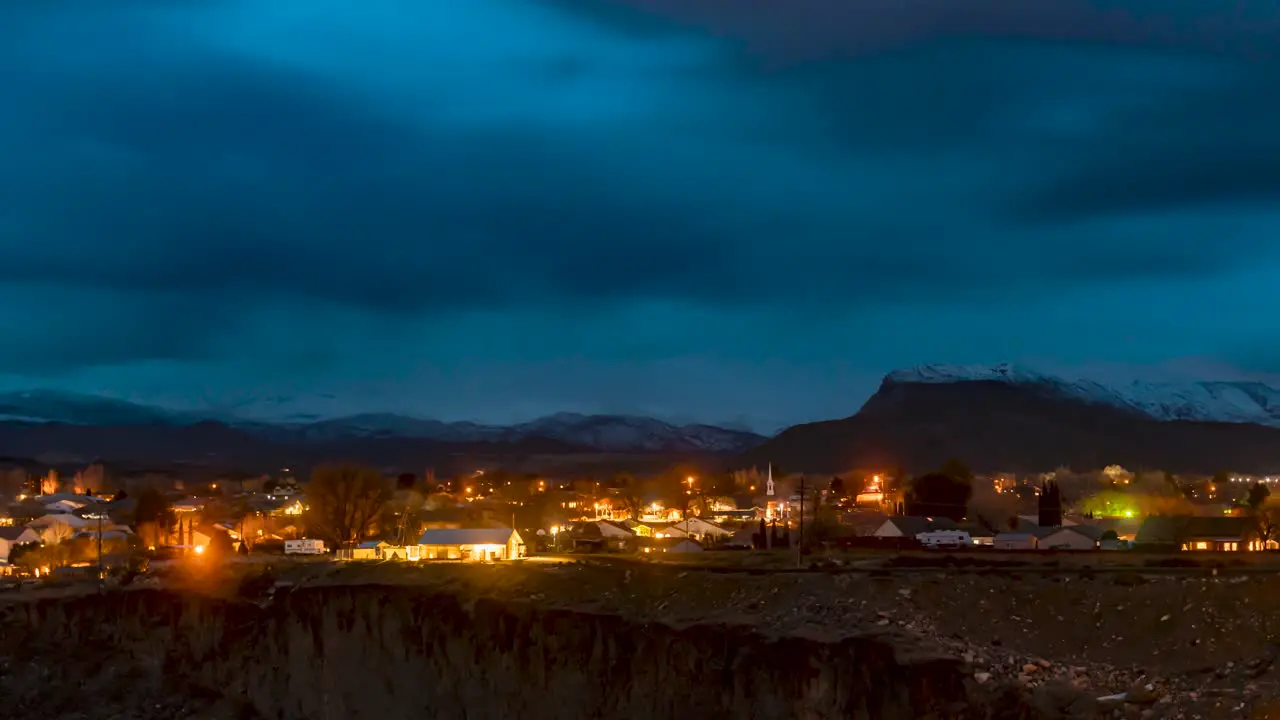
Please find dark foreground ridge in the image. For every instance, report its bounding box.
[0,585,1046,720]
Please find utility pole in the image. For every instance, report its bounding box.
[96,505,104,591]
[797,475,806,568]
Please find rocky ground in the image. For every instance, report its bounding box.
[7,552,1280,718]
[273,555,1280,719]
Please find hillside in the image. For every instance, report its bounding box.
[0,421,591,475]
[0,390,764,471]
[743,367,1280,475]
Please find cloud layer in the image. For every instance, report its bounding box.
[1,0,1279,427]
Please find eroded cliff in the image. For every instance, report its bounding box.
[0,584,1035,720]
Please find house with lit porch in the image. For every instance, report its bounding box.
[1135,516,1274,552]
[418,528,526,561]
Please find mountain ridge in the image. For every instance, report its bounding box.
[0,390,766,455]
[885,362,1280,428]
[745,363,1280,475]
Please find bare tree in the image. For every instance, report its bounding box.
[1256,506,1280,550]
[306,464,390,548]
[39,521,75,546]
[39,470,58,495]
[614,473,644,520]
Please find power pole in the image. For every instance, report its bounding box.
[797,475,806,568]
[96,505,104,591]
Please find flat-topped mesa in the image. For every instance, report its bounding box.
[885,362,1049,385]
[880,362,1280,428]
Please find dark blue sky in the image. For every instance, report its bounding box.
[2,0,1279,430]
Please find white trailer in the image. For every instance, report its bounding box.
[285,539,326,555]
[915,530,972,549]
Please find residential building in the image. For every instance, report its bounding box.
[418,528,525,561]
[872,516,958,538]
[0,526,39,564]
[1039,525,1103,550]
[570,521,634,552]
[1135,516,1268,551]
[639,537,703,554]
[993,532,1039,550]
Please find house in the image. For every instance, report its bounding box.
[621,518,653,537]
[34,493,99,512]
[418,528,525,561]
[1040,525,1104,550]
[0,526,39,563]
[672,517,732,542]
[1135,516,1267,552]
[846,512,890,537]
[957,524,995,546]
[28,513,96,542]
[348,541,385,560]
[171,497,208,514]
[993,532,1040,550]
[726,527,757,548]
[651,523,691,540]
[640,537,703,554]
[570,521,635,552]
[380,544,420,561]
[872,516,958,538]
[343,541,422,561]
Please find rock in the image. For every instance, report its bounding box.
[1124,683,1160,706]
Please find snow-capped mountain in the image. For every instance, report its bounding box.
[0,390,206,426]
[0,390,764,454]
[271,411,764,453]
[498,412,763,453]
[886,363,1280,428]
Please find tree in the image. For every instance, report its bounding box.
[614,473,644,520]
[1038,481,1065,528]
[306,464,390,548]
[828,476,847,501]
[39,469,58,495]
[207,530,235,558]
[1248,482,1271,512]
[133,487,172,548]
[39,521,74,546]
[939,458,974,485]
[906,467,972,522]
[1256,507,1280,549]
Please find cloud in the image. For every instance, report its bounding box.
[0,0,1278,423]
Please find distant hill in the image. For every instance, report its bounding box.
[0,390,766,471]
[743,364,1280,475]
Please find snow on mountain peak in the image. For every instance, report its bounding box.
[886,363,1280,428]
[887,363,1048,385]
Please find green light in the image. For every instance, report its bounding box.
[1124,510,1134,518]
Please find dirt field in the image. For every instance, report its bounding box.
[274,554,1280,718]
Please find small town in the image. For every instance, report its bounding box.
[2,459,1278,578]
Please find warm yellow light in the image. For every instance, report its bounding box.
[686,476,695,485]
[194,545,205,555]
[465,487,473,494]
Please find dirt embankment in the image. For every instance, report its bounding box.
[0,583,1032,720]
